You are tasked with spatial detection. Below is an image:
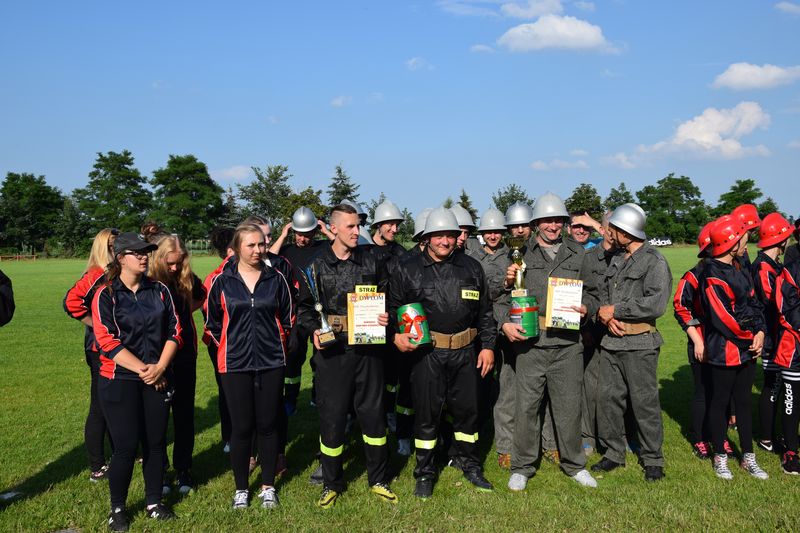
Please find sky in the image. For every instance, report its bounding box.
[1,1,799,218]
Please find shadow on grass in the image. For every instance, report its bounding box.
[0,443,86,510]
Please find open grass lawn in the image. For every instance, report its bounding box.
[1,247,798,532]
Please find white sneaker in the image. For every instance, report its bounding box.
[232,489,249,509]
[740,453,769,480]
[713,454,733,480]
[508,473,528,491]
[258,486,279,508]
[571,469,598,488]
[397,438,412,457]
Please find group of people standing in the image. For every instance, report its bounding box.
[673,205,800,480]
[60,192,800,531]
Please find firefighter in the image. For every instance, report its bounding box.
[450,204,480,252]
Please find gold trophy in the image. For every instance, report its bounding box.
[507,236,528,297]
[302,265,337,347]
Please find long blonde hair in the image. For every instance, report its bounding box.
[148,235,194,302]
[86,228,117,272]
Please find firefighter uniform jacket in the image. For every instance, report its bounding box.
[64,266,106,352]
[699,259,766,367]
[774,261,800,371]
[92,276,183,380]
[466,244,511,330]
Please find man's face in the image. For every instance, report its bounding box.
[427,231,457,260]
[456,227,470,249]
[481,230,504,249]
[508,224,532,240]
[294,230,316,247]
[331,212,360,250]
[608,225,636,250]
[377,221,399,242]
[569,221,591,245]
[536,217,564,243]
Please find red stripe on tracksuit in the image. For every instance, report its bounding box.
[775,267,800,369]
[704,277,753,366]
[673,270,701,329]
[91,285,122,379]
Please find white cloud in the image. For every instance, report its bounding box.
[497,15,616,52]
[530,158,588,170]
[574,1,595,11]
[470,44,496,53]
[601,152,636,169]
[406,57,435,71]
[437,0,502,17]
[789,140,800,149]
[211,165,252,182]
[570,148,589,156]
[501,0,563,18]
[330,96,352,108]
[776,2,800,15]
[712,63,800,90]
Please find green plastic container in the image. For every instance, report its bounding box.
[510,295,539,337]
[397,303,431,345]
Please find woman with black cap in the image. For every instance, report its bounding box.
[92,231,182,531]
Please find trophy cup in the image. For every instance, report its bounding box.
[302,265,338,348]
[507,236,528,297]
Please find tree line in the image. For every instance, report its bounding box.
[0,149,787,255]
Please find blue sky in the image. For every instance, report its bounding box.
[1,1,799,217]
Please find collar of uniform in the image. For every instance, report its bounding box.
[322,241,362,265]
[421,248,456,267]
[223,257,276,281]
[111,275,157,293]
[756,250,780,269]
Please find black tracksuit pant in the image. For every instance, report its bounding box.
[284,330,309,405]
[411,346,481,479]
[99,377,170,509]
[207,345,232,443]
[170,356,196,472]
[709,361,756,454]
[85,351,112,471]
[689,358,712,444]
[315,348,388,492]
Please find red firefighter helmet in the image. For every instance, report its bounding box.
[696,221,715,257]
[731,204,761,229]
[710,215,746,257]
[758,212,792,249]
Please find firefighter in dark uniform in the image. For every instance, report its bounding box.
[592,203,672,482]
[388,207,496,499]
[298,203,397,509]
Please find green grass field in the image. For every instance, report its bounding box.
[1,248,798,532]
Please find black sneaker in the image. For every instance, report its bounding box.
[591,457,623,473]
[446,455,466,472]
[464,469,493,492]
[176,470,194,495]
[644,465,664,482]
[90,464,109,482]
[309,463,324,485]
[145,503,175,521]
[414,476,434,499]
[107,507,129,532]
[757,439,774,453]
[782,451,800,475]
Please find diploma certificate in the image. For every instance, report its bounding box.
[347,292,386,345]
[545,277,583,331]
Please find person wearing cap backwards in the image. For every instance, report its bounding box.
[673,221,716,460]
[592,203,672,482]
[698,215,769,480]
[752,213,794,455]
[465,208,513,468]
[765,214,800,474]
[785,218,800,266]
[389,207,496,498]
[298,203,397,509]
[91,232,182,530]
[501,192,599,491]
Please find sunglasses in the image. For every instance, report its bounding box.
[122,250,149,259]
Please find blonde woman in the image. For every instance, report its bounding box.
[148,235,206,494]
[63,228,118,481]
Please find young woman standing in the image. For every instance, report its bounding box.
[92,232,182,531]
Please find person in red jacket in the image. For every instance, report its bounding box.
[92,232,182,531]
[205,223,294,510]
[751,213,793,454]
[699,215,768,481]
[63,228,118,481]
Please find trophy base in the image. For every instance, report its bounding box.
[511,289,528,298]
[318,330,338,347]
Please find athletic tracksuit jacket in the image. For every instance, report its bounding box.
[751,252,782,360]
[673,260,707,363]
[63,266,106,353]
[775,261,800,371]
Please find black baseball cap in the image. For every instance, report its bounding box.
[113,232,158,255]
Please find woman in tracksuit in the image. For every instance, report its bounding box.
[673,222,716,459]
[751,213,793,454]
[63,228,117,481]
[148,235,206,494]
[699,215,768,480]
[92,232,182,531]
[205,224,294,509]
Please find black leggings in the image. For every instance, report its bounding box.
[220,368,284,490]
[782,373,800,453]
[709,362,755,455]
[170,357,196,471]
[99,377,170,509]
[689,360,712,444]
[759,368,782,442]
[85,351,112,471]
[207,345,232,442]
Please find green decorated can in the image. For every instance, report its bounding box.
[510,295,539,337]
[397,303,431,345]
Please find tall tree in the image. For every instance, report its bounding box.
[491,184,533,215]
[327,164,360,206]
[758,197,781,218]
[458,189,479,221]
[636,173,709,243]
[395,207,415,245]
[237,165,293,221]
[565,183,602,218]
[366,192,388,221]
[0,172,64,251]
[217,186,244,228]
[442,196,454,209]
[714,178,762,216]
[73,150,153,233]
[604,182,635,211]
[150,154,224,239]
[283,186,327,224]
[55,195,92,256]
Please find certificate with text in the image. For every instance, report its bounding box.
[545,277,583,331]
[347,292,386,345]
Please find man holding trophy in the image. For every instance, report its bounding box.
[298,203,397,509]
[501,192,600,491]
